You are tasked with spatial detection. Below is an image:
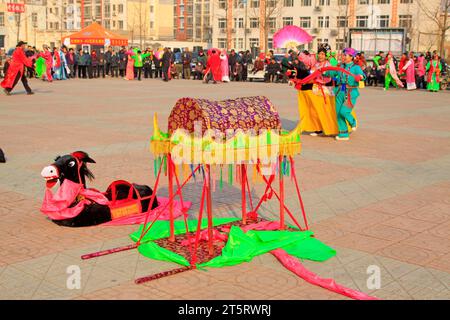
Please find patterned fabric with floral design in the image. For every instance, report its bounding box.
[168,96,282,135]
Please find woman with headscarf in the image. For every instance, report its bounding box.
[39,45,53,82]
[426,52,442,92]
[323,48,365,141]
[124,47,136,80]
[401,52,417,90]
[220,50,230,82]
[415,54,426,89]
[384,52,403,90]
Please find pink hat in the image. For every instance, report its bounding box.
[343,47,358,58]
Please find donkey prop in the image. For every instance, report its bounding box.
[40,151,158,227]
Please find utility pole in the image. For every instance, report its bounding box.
[17,12,21,43]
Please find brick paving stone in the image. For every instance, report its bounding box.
[1,79,449,299]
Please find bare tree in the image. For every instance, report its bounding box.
[417,0,450,58]
[249,0,283,52]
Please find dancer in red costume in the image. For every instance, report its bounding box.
[204,49,222,84]
[1,41,34,95]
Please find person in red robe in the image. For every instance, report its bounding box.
[1,41,34,95]
[204,49,222,84]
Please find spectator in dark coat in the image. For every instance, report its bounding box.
[265,58,281,83]
[118,49,127,77]
[97,48,105,78]
[162,48,172,81]
[90,50,98,78]
[228,49,237,81]
[105,47,112,76]
[65,48,75,78]
[110,51,119,77]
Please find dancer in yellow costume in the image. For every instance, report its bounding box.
[296,47,356,137]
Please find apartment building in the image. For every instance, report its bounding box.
[173,0,212,43]
[211,0,444,55]
[0,0,47,49]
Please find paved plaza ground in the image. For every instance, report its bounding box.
[0,78,449,300]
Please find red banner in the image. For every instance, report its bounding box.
[7,3,25,13]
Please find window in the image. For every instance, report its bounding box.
[250,0,260,8]
[249,38,259,48]
[55,22,59,30]
[0,35,4,48]
[32,13,38,28]
[356,15,368,27]
[219,0,226,9]
[150,21,154,29]
[335,39,345,50]
[233,37,244,49]
[118,4,124,13]
[319,0,330,5]
[118,20,124,29]
[284,0,294,6]
[218,18,226,29]
[358,0,369,3]
[377,15,389,28]
[234,17,244,29]
[283,17,293,26]
[104,4,110,17]
[268,17,276,29]
[150,5,154,13]
[400,0,413,3]
[95,5,101,17]
[299,17,311,28]
[318,16,329,28]
[317,38,328,45]
[268,38,273,49]
[267,0,277,6]
[234,0,245,8]
[218,38,227,48]
[104,20,110,29]
[301,0,312,5]
[337,16,348,28]
[0,13,4,27]
[399,14,412,28]
[377,0,390,3]
[250,18,259,28]
[338,0,348,5]
[55,7,59,15]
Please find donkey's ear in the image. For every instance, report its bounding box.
[71,151,96,164]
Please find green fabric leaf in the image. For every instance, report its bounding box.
[138,241,190,266]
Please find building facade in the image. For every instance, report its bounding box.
[211,0,446,56]
[173,0,212,43]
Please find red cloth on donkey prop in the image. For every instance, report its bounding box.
[204,48,222,82]
[40,151,190,227]
[1,42,34,92]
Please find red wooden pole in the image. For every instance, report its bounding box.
[279,156,285,229]
[289,156,309,230]
[205,164,214,256]
[168,154,175,242]
[241,164,247,224]
[135,266,192,284]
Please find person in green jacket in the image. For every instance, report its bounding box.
[426,52,442,92]
[324,47,366,141]
[131,49,151,81]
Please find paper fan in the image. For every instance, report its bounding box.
[273,25,313,50]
